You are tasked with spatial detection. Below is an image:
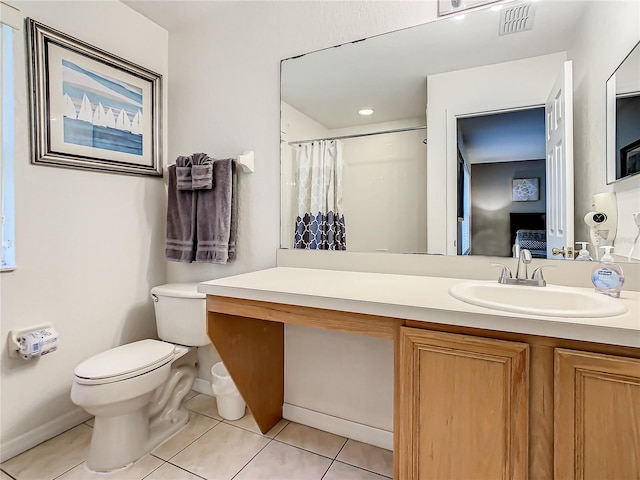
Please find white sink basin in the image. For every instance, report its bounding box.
[449,281,628,318]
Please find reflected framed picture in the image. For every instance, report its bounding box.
[512,178,539,202]
[26,18,163,176]
[620,139,640,178]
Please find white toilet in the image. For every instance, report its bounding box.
[71,283,210,472]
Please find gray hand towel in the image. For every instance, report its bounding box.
[195,158,236,263]
[166,163,196,262]
[191,153,214,190]
[176,155,193,191]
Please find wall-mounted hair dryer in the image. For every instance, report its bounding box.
[584,192,617,260]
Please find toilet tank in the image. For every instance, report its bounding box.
[150,283,210,347]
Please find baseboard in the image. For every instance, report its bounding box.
[192,377,211,395]
[282,403,393,451]
[0,408,91,462]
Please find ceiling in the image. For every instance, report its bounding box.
[122,1,238,32]
[458,107,545,164]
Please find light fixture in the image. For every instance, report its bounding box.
[490,4,503,11]
[453,14,466,20]
[358,108,374,116]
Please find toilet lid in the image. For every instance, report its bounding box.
[74,339,175,383]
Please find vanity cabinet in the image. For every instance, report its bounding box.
[397,327,529,480]
[554,348,640,479]
[203,284,640,480]
[394,333,640,480]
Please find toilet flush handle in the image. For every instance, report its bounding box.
[151,294,159,302]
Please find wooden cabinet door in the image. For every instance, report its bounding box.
[398,328,529,480]
[555,348,640,479]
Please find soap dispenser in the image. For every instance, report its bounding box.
[591,246,624,298]
[575,242,593,261]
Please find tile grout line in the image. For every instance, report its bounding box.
[332,459,393,479]
[228,432,276,479]
[50,460,85,480]
[319,438,349,480]
[268,437,344,461]
[319,460,334,480]
[151,413,223,462]
[139,458,168,480]
[152,461,209,480]
[0,468,17,480]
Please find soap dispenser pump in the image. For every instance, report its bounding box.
[591,246,624,298]
[575,242,593,261]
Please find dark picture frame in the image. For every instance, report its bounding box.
[26,18,163,176]
[620,138,640,178]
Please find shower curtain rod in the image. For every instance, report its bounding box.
[287,125,427,145]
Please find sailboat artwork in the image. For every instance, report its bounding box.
[61,59,143,156]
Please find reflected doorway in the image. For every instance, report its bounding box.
[456,107,546,257]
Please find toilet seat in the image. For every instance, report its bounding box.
[74,339,175,385]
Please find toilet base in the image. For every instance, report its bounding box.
[86,362,196,473]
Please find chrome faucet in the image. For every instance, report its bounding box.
[515,248,532,280]
[490,249,554,287]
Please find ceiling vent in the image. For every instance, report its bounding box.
[499,3,536,36]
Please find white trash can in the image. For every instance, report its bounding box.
[211,362,246,421]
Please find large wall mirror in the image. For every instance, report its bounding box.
[280,0,640,262]
[607,41,640,184]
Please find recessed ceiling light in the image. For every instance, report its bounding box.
[490,4,503,11]
[453,14,466,20]
[358,108,374,116]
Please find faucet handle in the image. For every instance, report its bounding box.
[519,249,532,263]
[490,262,512,284]
[531,265,556,286]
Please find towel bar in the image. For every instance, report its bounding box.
[237,151,254,173]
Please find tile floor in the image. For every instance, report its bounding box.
[1,392,392,480]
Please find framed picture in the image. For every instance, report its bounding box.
[26,19,162,177]
[620,138,640,178]
[512,178,539,202]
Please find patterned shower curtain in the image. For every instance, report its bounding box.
[294,140,346,250]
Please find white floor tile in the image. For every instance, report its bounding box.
[184,394,223,421]
[144,462,204,480]
[169,423,269,480]
[152,412,219,460]
[323,461,391,479]
[234,441,331,480]
[0,425,92,480]
[274,423,347,458]
[336,439,393,477]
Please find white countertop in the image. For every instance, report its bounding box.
[199,267,640,348]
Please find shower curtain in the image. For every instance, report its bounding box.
[294,140,346,250]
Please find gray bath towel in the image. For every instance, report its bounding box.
[195,158,237,263]
[166,163,196,262]
[227,161,238,261]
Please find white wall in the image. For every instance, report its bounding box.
[165,0,437,443]
[340,127,427,253]
[570,0,640,260]
[0,0,168,460]
[427,52,567,255]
